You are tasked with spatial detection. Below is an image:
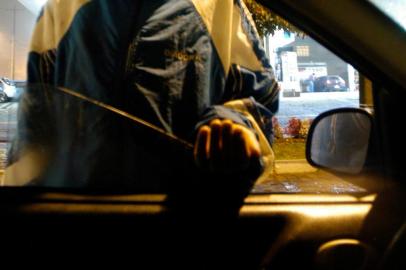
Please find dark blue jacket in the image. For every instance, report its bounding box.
[10,0,279,189]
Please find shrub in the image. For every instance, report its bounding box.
[272,117,284,139]
[285,117,301,138]
[243,0,305,37]
[298,118,313,139]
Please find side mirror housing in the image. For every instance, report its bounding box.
[306,108,373,174]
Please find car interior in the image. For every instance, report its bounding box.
[0,0,405,269]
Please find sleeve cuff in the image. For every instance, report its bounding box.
[195,105,254,131]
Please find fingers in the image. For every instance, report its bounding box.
[231,125,251,171]
[209,119,222,171]
[239,124,261,159]
[194,125,210,169]
[221,120,233,171]
[194,119,261,173]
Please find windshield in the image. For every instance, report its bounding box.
[368,0,406,30]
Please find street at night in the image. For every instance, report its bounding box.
[278,90,359,126]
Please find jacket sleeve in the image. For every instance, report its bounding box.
[196,0,279,143]
[28,0,91,84]
[7,2,59,166]
[27,2,56,85]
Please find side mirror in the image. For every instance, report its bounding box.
[306,108,372,174]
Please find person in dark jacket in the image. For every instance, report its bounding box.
[3,0,279,192]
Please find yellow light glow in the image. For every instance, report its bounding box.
[241,204,373,219]
[245,194,377,204]
[295,204,372,219]
[318,239,362,254]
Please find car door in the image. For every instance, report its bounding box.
[1,0,405,269]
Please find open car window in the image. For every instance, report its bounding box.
[251,20,374,194]
[0,1,378,196]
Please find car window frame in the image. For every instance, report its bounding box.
[1,3,404,269]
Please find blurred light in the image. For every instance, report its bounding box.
[245,194,377,203]
[318,239,362,253]
[241,204,373,219]
[35,0,48,7]
[296,204,372,219]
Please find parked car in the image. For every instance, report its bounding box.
[0,77,26,102]
[0,84,6,102]
[314,75,349,92]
